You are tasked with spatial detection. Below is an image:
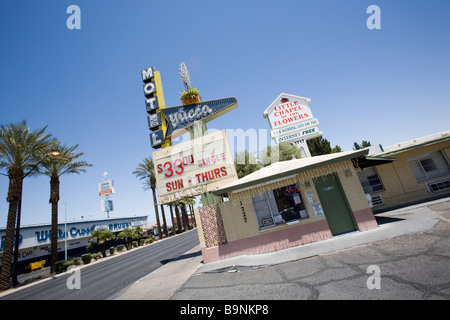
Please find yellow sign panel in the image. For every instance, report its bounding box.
[152,130,238,204]
[141,67,171,149]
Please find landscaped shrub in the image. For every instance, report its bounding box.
[132,241,138,248]
[92,253,100,260]
[81,253,92,265]
[55,261,66,274]
[73,257,81,266]
[117,244,125,252]
[110,246,115,255]
[63,260,74,272]
[145,238,154,244]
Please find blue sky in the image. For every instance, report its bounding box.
[1,0,449,226]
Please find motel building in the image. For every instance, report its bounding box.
[194,149,384,263]
[193,128,450,264]
[0,216,148,274]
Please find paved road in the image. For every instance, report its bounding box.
[171,202,450,300]
[0,229,199,300]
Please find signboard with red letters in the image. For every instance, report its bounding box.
[263,93,322,145]
[152,130,238,204]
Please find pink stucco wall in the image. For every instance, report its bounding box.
[201,219,332,263]
[200,208,378,264]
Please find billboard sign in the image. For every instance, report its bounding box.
[263,93,322,145]
[152,130,238,204]
[101,199,114,212]
[141,66,171,149]
[160,97,238,139]
[98,180,114,197]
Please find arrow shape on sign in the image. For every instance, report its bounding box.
[160,97,238,139]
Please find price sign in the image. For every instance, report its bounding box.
[152,130,238,204]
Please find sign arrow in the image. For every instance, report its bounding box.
[160,97,237,139]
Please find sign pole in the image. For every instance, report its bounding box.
[292,139,312,158]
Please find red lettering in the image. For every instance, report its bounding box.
[157,164,163,173]
[195,166,228,183]
[166,179,184,192]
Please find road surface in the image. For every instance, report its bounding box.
[1,229,199,300]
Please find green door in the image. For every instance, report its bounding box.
[313,173,357,236]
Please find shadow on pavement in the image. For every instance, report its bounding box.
[374,215,405,225]
[160,250,202,265]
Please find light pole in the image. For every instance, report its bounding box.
[64,202,67,261]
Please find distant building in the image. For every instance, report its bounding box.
[359,130,450,211]
[0,216,148,273]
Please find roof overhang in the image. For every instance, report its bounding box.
[352,155,397,169]
[213,149,373,196]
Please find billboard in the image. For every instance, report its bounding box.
[98,180,114,197]
[263,93,322,144]
[152,130,238,204]
[160,97,238,139]
[101,199,114,212]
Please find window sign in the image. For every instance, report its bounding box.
[312,203,324,217]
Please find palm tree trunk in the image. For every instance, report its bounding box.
[175,205,182,230]
[50,176,60,274]
[169,205,175,234]
[180,204,189,231]
[151,187,162,240]
[160,205,169,238]
[0,169,24,290]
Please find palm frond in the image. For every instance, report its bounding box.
[39,141,92,178]
[0,120,53,175]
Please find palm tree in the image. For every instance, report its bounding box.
[0,120,52,289]
[88,228,115,258]
[40,141,92,274]
[117,228,135,250]
[133,157,163,240]
[184,197,197,227]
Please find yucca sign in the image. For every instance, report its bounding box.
[141,66,237,148]
[161,97,237,139]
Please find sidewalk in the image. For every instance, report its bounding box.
[113,244,203,300]
[116,197,449,300]
[194,197,447,274]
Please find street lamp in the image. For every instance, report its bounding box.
[11,149,60,286]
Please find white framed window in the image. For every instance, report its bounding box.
[408,150,450,181]
[357,167,384,194]
[425,177,450,193]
